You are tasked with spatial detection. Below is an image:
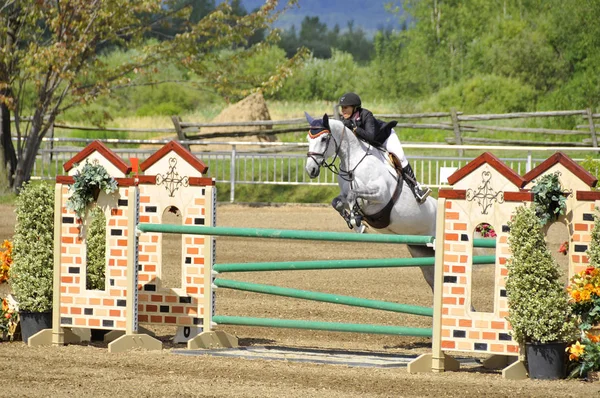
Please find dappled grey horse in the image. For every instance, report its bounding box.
[305,113,438,291]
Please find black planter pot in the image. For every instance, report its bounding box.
[526,341,567,380]
[19,311,52,344]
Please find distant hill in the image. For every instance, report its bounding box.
[240,0,404,37]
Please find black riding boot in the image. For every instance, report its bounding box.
[402,164,431,205]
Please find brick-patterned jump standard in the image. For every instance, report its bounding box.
[408,151,600,380]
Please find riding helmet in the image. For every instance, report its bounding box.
[338,92,361,107]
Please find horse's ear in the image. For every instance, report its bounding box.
[304,111,315,124]
[323,114,330,130]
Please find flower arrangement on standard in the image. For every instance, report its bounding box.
[475,223,497,238]
[568,267,600,330]
[66,160,117,221]
[0,240,12,284]
[567,266,600,378]
[0,297,17,339]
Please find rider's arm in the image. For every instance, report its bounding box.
[353,109,380,144]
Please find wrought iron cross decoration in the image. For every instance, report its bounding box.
[156,157,189,197]
[466,170,504,214]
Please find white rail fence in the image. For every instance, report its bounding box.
[30,138,600,202]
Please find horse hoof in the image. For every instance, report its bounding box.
[354,224,366,234]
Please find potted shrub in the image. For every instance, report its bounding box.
[9,182,55,343]
[506,205,577,379]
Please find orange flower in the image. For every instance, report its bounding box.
[586,332,600,343]
[569,341,586,361]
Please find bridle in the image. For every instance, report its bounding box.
[306,128,340,174]
[306,125,370,182]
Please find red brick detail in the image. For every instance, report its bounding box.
[139,315,149,323]
[577,191,600,201]
[523,152,597,187]
[63,140,131,174]
[445,233,459,241]
[445,201,452,209]
[189,177,215,186]
[504,191,533,202]
[439,190,466,199]
[451,286,465,295]
[441,340,456,349]
[443,297,457,305]
[165,316,177,324]
[491,321,505,330]
[458,319,472,327]
[171,306,184,314]
[109,309,121,317]
[454,223,467,231]
[150,315,163,323]
[446,212,460,220]
[500,268,508,276]
[458,297,465,305]
[151,295,163,302]
[507,344,519,353]
[482,332,496,340]
[146,305,158,312]
[140,141,208,174]
[575,223,589,231]
[447,152,526,187]
[452,265,466,274]
[89,319,100,327]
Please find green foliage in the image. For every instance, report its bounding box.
[9,182,55,313]
[274,50,365,101]
[506,205,577,344]
[66,161,118,221]
[216,183,338,204]
[588,210,600,267]
[531,172,567,225]
[421,75,537,114]
[86,207,106,290]
[581,157,600,188]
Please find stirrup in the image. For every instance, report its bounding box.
[415,186,431,205]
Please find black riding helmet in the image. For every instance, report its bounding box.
[338,92,361,108]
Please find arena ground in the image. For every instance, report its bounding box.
[0,203,597,397]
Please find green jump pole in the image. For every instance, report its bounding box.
[214,254,496,273]
[212,315,433,337]
[138,223,496,248]
[214,278,433,317]
[138,223,435,245]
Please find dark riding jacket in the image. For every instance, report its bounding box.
[343,108,398,146]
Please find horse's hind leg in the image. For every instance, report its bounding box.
[407,244,435,293]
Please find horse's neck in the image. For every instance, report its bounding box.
[336,129,367,170]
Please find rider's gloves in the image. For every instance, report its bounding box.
[342,119,355,131]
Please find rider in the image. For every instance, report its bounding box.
[337,92,431,204]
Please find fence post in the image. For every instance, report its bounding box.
[230,144,236,203]
[450,108,463,157]
[171,116,190,150]
[586,108,598,147]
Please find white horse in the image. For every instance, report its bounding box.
[305,113,438,290]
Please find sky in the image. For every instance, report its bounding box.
[239,0,405,36]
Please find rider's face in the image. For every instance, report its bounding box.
[341,105,354,119]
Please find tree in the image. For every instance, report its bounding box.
[0,0,304,192]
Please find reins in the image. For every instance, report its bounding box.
[307,126,370,182]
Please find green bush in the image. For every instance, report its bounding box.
[86,207,106,290]
[9,182,55,313]
[421,74,537,114]
[505,205,577,344]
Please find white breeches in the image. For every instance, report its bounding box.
[383,129,408,168]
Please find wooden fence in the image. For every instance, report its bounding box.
[170,108,600,150]
[13,108,600,150]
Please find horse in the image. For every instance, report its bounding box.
[304,113,438,291]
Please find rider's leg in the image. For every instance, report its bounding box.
[384,131,431,204]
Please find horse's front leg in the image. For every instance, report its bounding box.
[345,179,388,233]
[331,195,354,230]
